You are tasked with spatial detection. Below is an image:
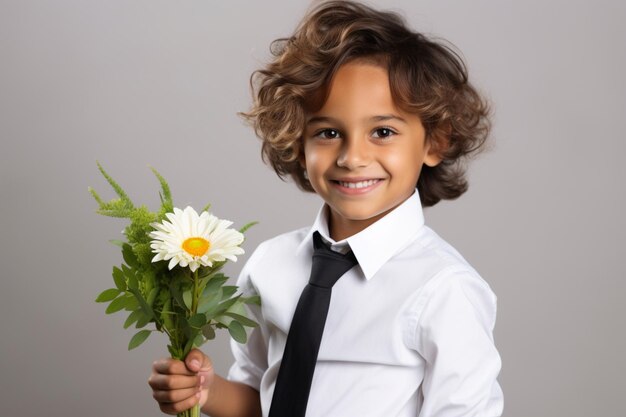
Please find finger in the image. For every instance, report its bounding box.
[197,368,213,389]
[152,358,195,376]
[159,391,201,415]
[153,386,201,404]
[148,373,199,390]
[185,348,213,373]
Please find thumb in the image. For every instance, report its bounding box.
[185,348,212,373]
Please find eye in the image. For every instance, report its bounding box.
[372,127,396,139]
[314,129,341,139]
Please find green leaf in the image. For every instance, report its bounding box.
[193,333,204,349]
[198,267,219,280]
[105,296,127,314]
[169,282,186,310]
[179,316,192,338]
[228,320,247,344]
[197,275,211,291]
[127,288,155,319]
[128,330,151,350]
[244,295,261,306]
[214,294,242,317]
[122,244,139,268]
[182,290,193,310]
[203,274,229,296]
[123,310,141,329]
[223,312,258,328]
[146,287,158,307]
[122,264,138,290]
[135,311,151,328]
[112,266,126,290]
[121,263,132,278]
[227,300,246,315]
[161,299,175,329]
[198,289,222,315]
[201,203,211,213]
[95,288,120,303]
[123,294,139,311]
[182,326,200,351]
[109,239,125,248]
[215,301,247,327]
[239,221,258,234]
[214,314,231,327]
[128,275,138,291]
[183,334,196,355]
[189,313,207,328]
[221,286,238,299]
[202,324,216,340]
[167,344,181,359]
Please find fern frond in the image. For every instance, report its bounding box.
[96,161,134,209]
[88,186,105,207]
[148,165,173,208]
[95,208,134,218]
[239,221,258,235]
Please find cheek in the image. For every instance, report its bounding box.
[303,144,332,173]
[381,148,423,179]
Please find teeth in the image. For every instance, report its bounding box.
[338,179,378,189]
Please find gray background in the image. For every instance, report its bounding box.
[1,0,624,416]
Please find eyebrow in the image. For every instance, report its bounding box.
[306,114,408,125]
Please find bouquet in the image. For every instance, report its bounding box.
[89,162,260,417]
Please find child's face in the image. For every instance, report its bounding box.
[301,61,442,240]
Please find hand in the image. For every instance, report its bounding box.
[148,348,215,415]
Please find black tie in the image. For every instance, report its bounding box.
[268,231,359,417]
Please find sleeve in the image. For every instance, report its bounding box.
[409,267,504,417]
[225,242,269,392]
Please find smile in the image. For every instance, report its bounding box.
[336,179,380,189]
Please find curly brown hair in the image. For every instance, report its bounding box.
[239,0,491,207]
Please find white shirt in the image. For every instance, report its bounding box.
[226,190,504,417]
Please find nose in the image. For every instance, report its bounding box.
[336,136,371,169]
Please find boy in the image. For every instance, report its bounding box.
[148,1,503,416]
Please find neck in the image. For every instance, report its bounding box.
[327,208,388,241]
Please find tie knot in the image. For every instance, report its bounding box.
[310,231,358,288]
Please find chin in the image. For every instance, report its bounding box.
[334,206,386,222]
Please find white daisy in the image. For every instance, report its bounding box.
[148,206,244,272]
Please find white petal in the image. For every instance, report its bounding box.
[149,206,246,271]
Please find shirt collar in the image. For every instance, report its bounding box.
[295,189,425,280]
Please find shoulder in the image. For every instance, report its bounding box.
[424,224,496,302]
[401,262,499,352]
[410,225,478,273]
[419,265,498,329]
[394,224,488,281]
[401,225,498,332]
[236,226,309,282]
[249,226,309,262]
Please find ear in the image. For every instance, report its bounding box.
[423,127,450,167]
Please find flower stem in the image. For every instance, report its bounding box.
[192,269,199,313]
[176,403,199,417]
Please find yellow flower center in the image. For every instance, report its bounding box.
[182,237,210,257]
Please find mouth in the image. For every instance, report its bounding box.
[330,178,384,193]
[333,179,380,189]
